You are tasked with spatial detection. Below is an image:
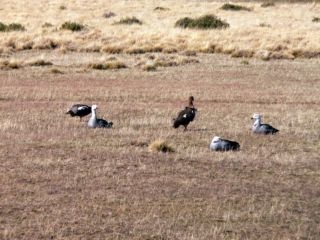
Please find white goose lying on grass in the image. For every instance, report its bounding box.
[251,113,279,135]
[88,105,113,128]
[210,136,240,151]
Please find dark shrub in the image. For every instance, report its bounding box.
[61,21,84,31]
[29,60,53,66]
[115,17,142,25]
[103,12,116,18]
[221,3,251,11]
[42,22,53,28]
[0,22,25,32]
[261,2,275,8]
[0,22,6,32]
[175,15,229,29]
[312,17,320,22]
[154,7,170,11]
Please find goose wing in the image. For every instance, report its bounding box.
[173,107,195,128]
[260,124,279,134]
[67,104,91,117]
[97,118,113,128]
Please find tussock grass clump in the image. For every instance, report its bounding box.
[261,2,275,8]
[115,17,142,25]
[231,50,254,58]
[103,12,116,18]
[0,22,6,32]
[0,60,22,69]
[175,15,229,29]
[259,23,271,28]
[142,64,157,71]
[0,22,25,32]
[89,61,127,70]
[312,17,320,23]
[28,60,53,67]
[42,22,53,28]
[50,68,64,74]
[7,23,25,31]
[149,139,175,153]
[221,3,251,11]
[60,21,84,31]
[33,39,59,49]
[154,7,170,11]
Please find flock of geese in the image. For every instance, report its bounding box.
[66,96,279,152]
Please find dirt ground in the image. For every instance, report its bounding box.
[0,51,319,239]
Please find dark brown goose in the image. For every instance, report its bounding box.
[173,96,197,131]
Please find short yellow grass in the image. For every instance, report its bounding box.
[0,1,319,59]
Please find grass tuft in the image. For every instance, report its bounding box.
[28,60,53,67]
[50,68,64,74]
[149,139,175,153]
[175,15,229,29]
[0,60,22,69]
[61,21,84,31]
[261,2,275,8]
[59,5,66,10]
[241,60,249,65]
[42,22,53,28]
[312,17,320,23]
[154,7,170,11]
[0,22,25,32]
[221,3,251,11]
[103,11,116,18]
[89,61,127,70]
[142,64,157,71]
[114,17,142,25]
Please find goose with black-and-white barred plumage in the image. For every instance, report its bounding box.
[66,104,91,121]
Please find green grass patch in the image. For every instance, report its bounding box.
[175,15,229,29]
[0,22,25,32]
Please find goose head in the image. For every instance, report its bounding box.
[211,136,221,144]
[251,113,261,120]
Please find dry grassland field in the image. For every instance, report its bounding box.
[1,0,320,240]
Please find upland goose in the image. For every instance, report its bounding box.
[251,113,279,135]
[210,136,240,151]
[88,105,113,128]
[173,96,197,131]
[66,104,91,121]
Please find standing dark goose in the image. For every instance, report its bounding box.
[173,96,197,131]
[66,104,91,121]
[88,105,113,128]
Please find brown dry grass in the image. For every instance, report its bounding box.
[0,1,319,59]
[0,50,319,239]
